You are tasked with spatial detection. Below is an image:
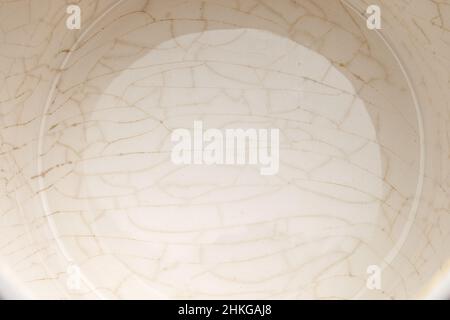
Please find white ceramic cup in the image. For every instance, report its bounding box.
[0,0,449,299]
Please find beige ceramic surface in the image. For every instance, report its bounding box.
[0,0,449,299]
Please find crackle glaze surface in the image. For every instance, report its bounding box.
[0,0,449,299]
